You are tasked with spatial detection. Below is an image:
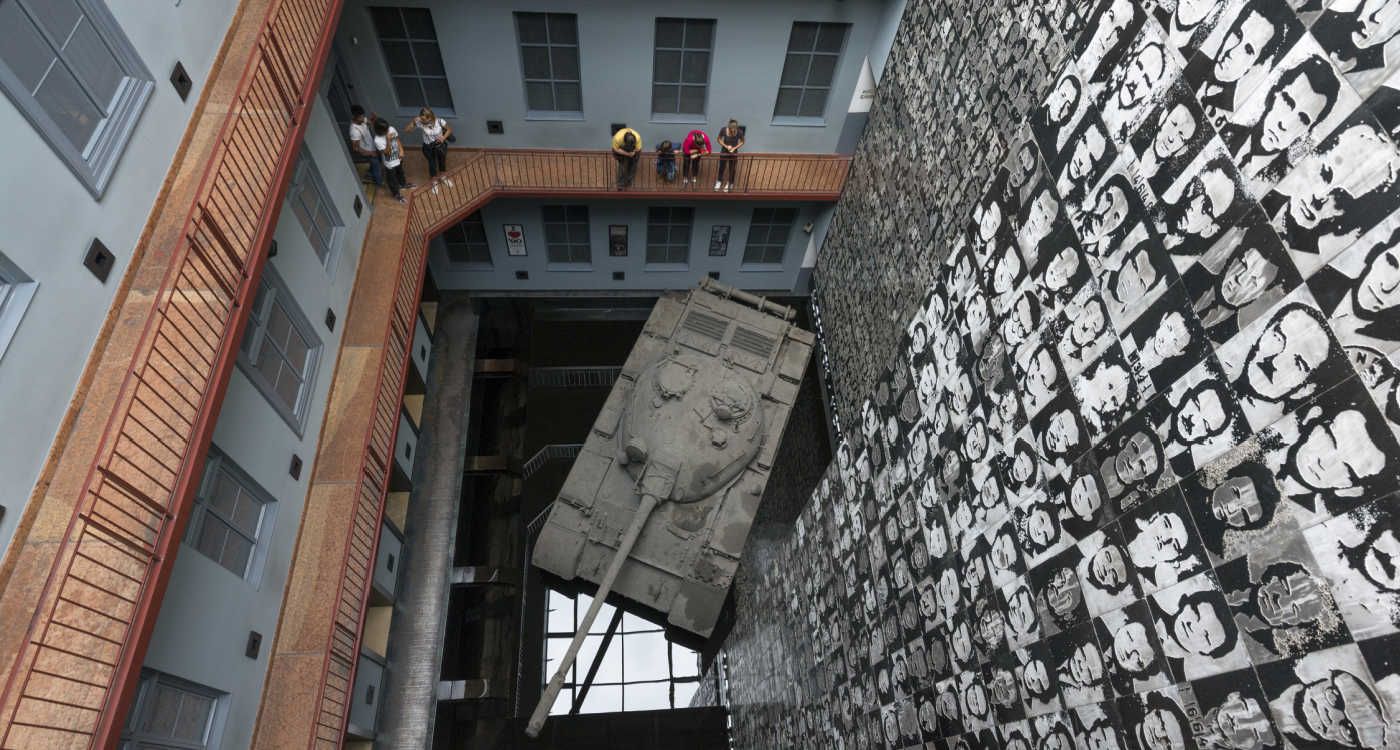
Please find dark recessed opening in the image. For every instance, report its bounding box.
[486,120,504,134]
[610,122,626,135]
[353,195,363,217]
[325,308,337,331]
[268,239,278,258]
[612,271,625,281]
[708,271,721,280]
[83,239,114,283]
[245,631,262,659]
[515,270,529,280]
[170,61,192,101]
[289,454,302,479]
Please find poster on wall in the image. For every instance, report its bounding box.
[609,225,628,257]
[709,225,731,257]
[503,224,526,256]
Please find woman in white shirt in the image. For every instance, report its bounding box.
[373,118,413,203]
[405,107,453,190]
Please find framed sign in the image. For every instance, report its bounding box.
[503,224,526,256]
[609,224,628,257]
[709,225,731,257]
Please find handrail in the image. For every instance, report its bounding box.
[0,0,342,747]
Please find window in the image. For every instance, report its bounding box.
[646,207,693,265]
[186,449,274,580]
[544,590,701,714]
[542,205,590,264]
[774,22,849,120]
[651,19,714,117]
[239,268,322,434]
[369,7,454,111]
[515,13,581,114]
[442,212,492,266]
[0,251,38,364]
[743,208,798,265]
[0,0,154,197]
[286,152,343,267]
[122,671,220,749]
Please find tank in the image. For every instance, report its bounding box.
[531,278,814,638]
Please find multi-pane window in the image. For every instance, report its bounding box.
[369,7,454,111]
[651,18,715,117]
[122,671,220,749]
[443,211,492,266]
[0,0,154,197]
[774,22,849,119]
[187,450,273,580]
[542,205,590,264]
[0,251,37,363]
[646,207,694,265]
[239,269,322,434]
[515,13,581,114]
[544,590,701,714]
[742,207,798,265]
[286,152,343,266]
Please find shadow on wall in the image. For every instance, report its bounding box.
[721,0,1400,747]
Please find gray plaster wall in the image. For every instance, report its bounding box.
[0,0,239,559]
[333,0,890,153]
[140,96,372,750]
[428,198,824,294]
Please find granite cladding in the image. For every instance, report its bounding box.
[711,0,1400,747]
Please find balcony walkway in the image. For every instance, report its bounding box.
[251,147,847,749]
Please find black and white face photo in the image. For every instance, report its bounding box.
[1003,581,1043,649]
[1183,221,1304,346]
[997,431,1045,501]
[1217,533,1352,663]
[1313,0,1400,98]
[1116,685,1195,750]
[1071,344,1140,443]
[1304,497,1400,640]
[1094,415,1176,515]
[1056,457,1116,540]
[1128,81,1215,198]
[1033,546,1090,635]
[1180,448,1297,565]
[1057,118,1121,221]
[1122,286,1212,395]
[1097,225,1179,328]
[1215,291,1353,431]
[1016,179,1066,268]
[1015,641,1063,715]
[1097,24,1183,144]
[1308,218,1400,357]
[1014,336,1066,418]
[1034,66,1092,166]
[1069,701,1127,750]
[1049,624,1111,708]
[1073,167,1155,272]
[1185,0,1307,131]
[1257,643,1400,749]
[1154,355,1252,476]
[1054,284,1118,379]
[1184,669,1283,750]
[1120,488,1210,596]
[1264,113,1400,268]
[1033,228,1093,316]
[1153,0,1238,57]
[1014,489,1073,568]
[1077,526,1143,616]
[1150,572,1253,680]
[1223,40,1358,193]
[1074,0,1149,89]
[1033,393,1093,477]
[1095,601,1174,696]
[987,518,1027,591]
[1152,152,1256,261]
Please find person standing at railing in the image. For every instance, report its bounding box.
[716,119,744,192]
[348,105,383,186]
[612,126,643,189]
[374,118,413,204]
[404,107,453,193]
[656,140,677,183]
[681,129,710,187]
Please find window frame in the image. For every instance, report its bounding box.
[772,21,850,125]
[184,447,278,584]
[514,12,584,119]
[0,0,155,198]
[650,18,716,122]
[742,207,799,266]
[285,150,344,271]
[122,670,223,750]
[367,6,455,115]
[541,205,592,266]
[645,207,694,267]
[0,251,39,365]
[442,211,492,267]
[237,266,323,436]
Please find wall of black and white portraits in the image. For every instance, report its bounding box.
[711,0,1400,748]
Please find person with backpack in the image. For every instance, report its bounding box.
[681,129,711,187]
[612,126,643,189]
[656,139,677,182]
[716,119,745,192]
[404,107,453,190]
[374,118,413,203]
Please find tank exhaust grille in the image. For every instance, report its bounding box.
[682,310,729,341]
[730,326,777,360]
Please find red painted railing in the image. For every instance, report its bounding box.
[0,0,342,747]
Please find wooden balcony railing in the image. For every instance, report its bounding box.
[0,0,342,748]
